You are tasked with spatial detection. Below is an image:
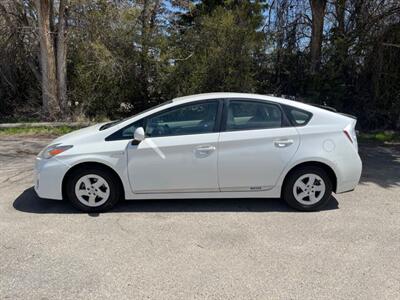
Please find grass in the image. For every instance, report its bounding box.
[1,124,399,144]
[358,131,400,143]
[0,126,79,136]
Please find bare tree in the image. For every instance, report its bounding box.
[57,0,68,118]
[36,0,60,120]
[35,0,68,120]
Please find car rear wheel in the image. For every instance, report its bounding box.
[65,167,121,212]
[283,166,332,211]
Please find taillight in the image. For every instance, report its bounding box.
[343,130,353,143]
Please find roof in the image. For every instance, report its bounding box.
[171,92,347,119]
[172,92,267,102]
[172,92,305,108]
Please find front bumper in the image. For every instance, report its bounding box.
[336,179,360,194]
[34,156,69,200]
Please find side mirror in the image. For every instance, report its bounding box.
[132,127,145,144]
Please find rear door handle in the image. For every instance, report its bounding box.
[195,145,216,156]
[273,139,294,148]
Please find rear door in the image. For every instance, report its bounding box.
[218,99,300,191]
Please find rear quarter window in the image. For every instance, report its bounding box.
[283,105,313,126]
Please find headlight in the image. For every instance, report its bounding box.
[39,144,73,159]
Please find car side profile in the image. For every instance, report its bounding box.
[34,93,362,212]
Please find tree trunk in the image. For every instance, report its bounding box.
[137,0,161,108]
[335,0,346,37]
[56,0,68,118]
[309,0,327,73]
[274,0,288,96]
[35,0,60,120]
[334,0,349,73]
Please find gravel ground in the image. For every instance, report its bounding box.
[0,136,399,299]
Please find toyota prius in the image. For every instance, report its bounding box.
[35,93,362,212]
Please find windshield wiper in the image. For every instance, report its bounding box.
[99,120,123,131]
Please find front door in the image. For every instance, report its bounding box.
[127,100,221,193]
[218,99,300,191]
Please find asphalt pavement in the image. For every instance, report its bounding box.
[0,136,399,299]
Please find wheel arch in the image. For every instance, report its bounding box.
[281,161,338,195]
[62,162,125,200]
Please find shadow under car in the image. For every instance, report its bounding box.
[13,187,339,215]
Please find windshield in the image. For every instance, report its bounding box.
[99,100,173,131]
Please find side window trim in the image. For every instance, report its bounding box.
[214,99,224,132]
[221,98,290,132]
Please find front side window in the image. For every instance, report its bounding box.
[145,101,219,137]
[105,119,144,141]
[226,100,282,131]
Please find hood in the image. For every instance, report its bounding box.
[51,123,106,145]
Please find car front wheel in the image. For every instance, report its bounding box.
[283,166,333,211]
[65,167,121,212]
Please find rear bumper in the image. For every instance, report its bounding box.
[335,153,362,194]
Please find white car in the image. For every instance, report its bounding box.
[35,93,362,212]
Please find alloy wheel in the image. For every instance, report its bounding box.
[74,174,110,207]
[292,173,326,205]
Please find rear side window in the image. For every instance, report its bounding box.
[226,100,282,131]
[283,105,312,126]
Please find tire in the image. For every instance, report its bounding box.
[282,166,332,211]
[65,167,121,213]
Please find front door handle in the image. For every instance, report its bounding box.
[273,139,294,148]
[195,145,216,156]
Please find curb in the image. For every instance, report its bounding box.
[0,122,93,128]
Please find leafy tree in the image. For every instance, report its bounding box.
[167,1,266,95]
[0,0,399,129]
